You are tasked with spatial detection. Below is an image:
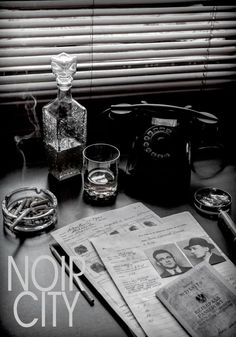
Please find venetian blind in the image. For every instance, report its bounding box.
[0,0,236,104]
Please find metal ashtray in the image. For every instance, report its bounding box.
[2,187,57,233]
[194,187,232,217]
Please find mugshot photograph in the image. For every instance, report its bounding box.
[183,237,226,266]
[152,248,192,278]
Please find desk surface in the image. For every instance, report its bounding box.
[0,160,236,337]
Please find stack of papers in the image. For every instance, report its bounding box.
[51,203,236,337]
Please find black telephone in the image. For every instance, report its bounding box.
[101,102,219,202]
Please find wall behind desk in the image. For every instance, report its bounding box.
[0,88,235,175]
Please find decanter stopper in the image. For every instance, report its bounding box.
[51,52,77,90]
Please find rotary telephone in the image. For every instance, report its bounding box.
[101,102,219,202]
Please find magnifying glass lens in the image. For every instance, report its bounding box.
[194,187,231,217]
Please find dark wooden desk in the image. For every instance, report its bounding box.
[0,160,236,337]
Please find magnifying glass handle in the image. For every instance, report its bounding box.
[218,210,236,242]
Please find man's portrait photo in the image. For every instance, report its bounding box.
[147,244,192,278]
[181,237,226,266]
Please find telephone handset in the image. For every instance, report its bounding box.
[102,102,219,202]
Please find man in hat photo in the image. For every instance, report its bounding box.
[153,249,192,278]
[184,237,225,265]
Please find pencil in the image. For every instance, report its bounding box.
[50,245,95,306]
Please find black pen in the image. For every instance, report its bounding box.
[50,245,95,306]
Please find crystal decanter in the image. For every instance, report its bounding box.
[42,53,87,180]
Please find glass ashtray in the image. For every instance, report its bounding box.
[2,187,57,233]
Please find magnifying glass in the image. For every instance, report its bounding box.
[194,187,236,242]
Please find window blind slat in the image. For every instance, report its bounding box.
[1,30,236,48]
[0,0,216,10]
[1,6,235,19]
[1,46,235,68]
[0,79,234,101]
[2,21,236,39]
[1,12,236,29]
[1,70,235,93]
[1,39,236,58]
[2,64,236,85]
[1,55,236,74]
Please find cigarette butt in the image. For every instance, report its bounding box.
[12,208,31,231]
[25,197,33,208]
[14,198,27,215]
[30,198,49,207]
[31,205,51,213]
[8,200,20,212]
